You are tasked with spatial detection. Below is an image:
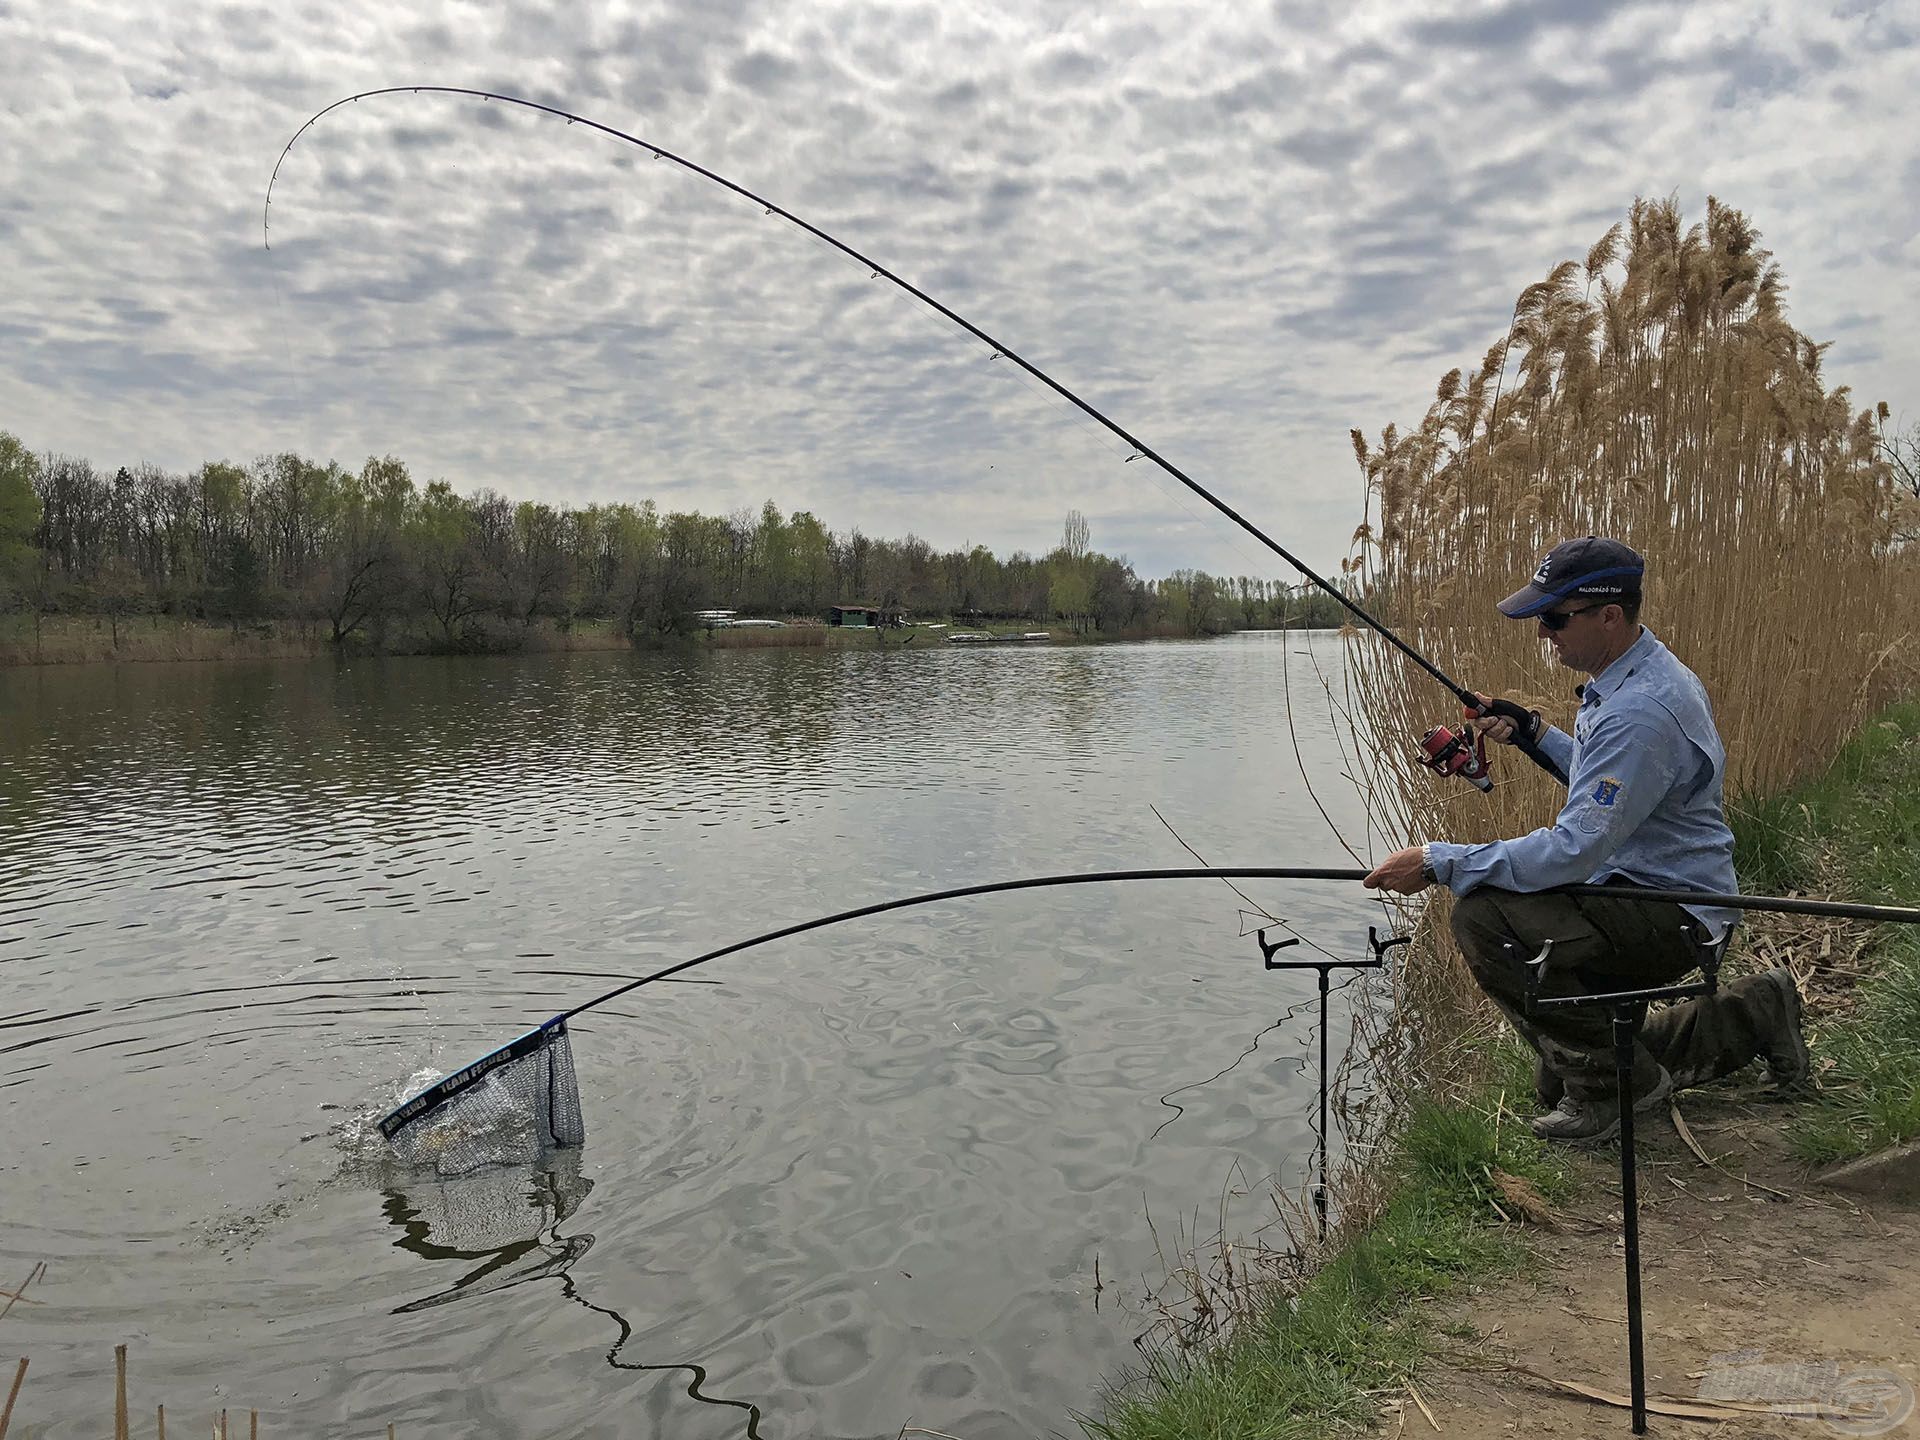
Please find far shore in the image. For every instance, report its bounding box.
[0,613,1324,668]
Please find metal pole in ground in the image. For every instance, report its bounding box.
[1317,965,1331,1238]
[1613,1004,1649,1434]
[1525,933,1728,1436]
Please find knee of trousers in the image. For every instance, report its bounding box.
[1449,890,1507,973]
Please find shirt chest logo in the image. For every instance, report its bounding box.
[1593,777,1623,807]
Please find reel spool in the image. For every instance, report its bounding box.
[1417,723,1492,793]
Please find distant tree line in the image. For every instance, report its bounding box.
[0,433,1351,649]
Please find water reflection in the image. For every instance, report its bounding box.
[384,1150,764,1436]
[560,1281,765,1439]
[385,1150,596,1314]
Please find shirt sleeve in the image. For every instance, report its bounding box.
[1538,723,1574,780]
[1427,712,1682,895]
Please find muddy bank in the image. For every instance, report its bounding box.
[1417,1080,1919,1437]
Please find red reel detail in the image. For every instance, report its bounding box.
[1417,724,1493,793]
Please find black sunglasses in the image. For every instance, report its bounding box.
[1538,601,1611,632]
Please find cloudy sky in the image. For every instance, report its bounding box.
[3,0,1916,579]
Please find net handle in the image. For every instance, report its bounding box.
[382,865,1920,1138]
[561,866,1920,1021]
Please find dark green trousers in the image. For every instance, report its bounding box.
[1450,886,1791,1103]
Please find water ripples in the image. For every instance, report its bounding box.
[0,635,1379,1438]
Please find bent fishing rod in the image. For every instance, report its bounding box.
[379,863,1920,1136]
[266,86,1566,786]
[557,868,1920,1020]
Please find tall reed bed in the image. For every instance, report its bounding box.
[1337,195,1912,1094]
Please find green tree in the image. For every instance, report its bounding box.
[511,500,568,627]
[788,510,832,612]
[0,430,43,611]
[410,480,483,648]
[1048,560,1092,633]
[312,456,410,645]
[192,461,248,610]
[1049,511,1094,633]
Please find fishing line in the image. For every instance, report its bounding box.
[1150,963,1376,1142]
[1147,804,1342,962]
[986,352,1302,588]
[780,217,1263,592]
[559,1275,765,1438]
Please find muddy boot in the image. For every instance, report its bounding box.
[1758,967,1811,1091]
[1531,1065,1672,1144]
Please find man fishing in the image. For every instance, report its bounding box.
[1361,536,1809,1142]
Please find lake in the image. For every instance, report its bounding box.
[0,632,1387,1438]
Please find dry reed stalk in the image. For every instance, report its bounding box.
[158,1404,166,1440]
[115,1343,129,1440]
[0,1263,44,1321]
[0,1358,25,1440]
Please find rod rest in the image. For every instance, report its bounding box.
[1521,925,1732,1016]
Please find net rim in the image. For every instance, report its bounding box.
[378,1015,569,1138]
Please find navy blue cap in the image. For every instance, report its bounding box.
[1498,536,1645,619]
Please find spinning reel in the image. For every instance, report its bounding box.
[1416,722,1493,793]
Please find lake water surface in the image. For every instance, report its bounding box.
[1,633,1386,1438]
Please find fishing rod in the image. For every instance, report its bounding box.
[264,85,1567,786]
[376,863,1920,1141]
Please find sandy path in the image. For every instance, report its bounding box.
[1409,1083,1920,1439]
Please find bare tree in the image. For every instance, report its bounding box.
[1062,508,1090,561]
[1877,406,1920,543]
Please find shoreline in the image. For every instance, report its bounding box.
[0,613,1327,668]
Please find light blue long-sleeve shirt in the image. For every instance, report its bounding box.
[1426,627,1739,942]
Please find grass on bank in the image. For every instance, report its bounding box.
[1082,1045,1565,1440]
[1730,699,1920,1167]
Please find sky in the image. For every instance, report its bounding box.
[2,0,1916,581]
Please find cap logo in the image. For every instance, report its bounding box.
[1532,559,1551,583]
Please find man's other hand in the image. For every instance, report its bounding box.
[1362,846,1430,895]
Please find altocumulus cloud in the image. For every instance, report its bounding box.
[1,0,1915,577]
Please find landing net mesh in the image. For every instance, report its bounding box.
[383,1020,586,1176]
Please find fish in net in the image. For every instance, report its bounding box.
[380,1017,584,1175]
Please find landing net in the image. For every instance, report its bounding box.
[379,1016,584,1175]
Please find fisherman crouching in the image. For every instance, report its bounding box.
[1362,536,1808,1142]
